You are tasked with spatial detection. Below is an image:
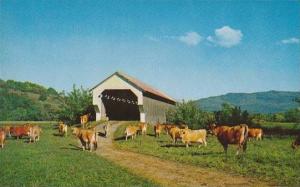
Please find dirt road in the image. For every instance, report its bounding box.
[95,122,271,187]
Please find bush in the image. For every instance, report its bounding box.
[167,100,215,129]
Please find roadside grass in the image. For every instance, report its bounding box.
[0,122,157,187]
[114,122,300,185]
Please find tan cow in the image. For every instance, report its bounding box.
[180,129,207,148]
[210,124,248,155]
[72,127,97,152]
[163,124,176,135]
[154,123,164,137]
[292,135,300,149]
[168,127,186,144]
[28,126,42,143]
[138,123,147,136]
[58,122,68,137]
[248,128,263,141]
[124,126,139,141]
[3,125,11,137]
[80,114,90,128]
[0,129,6,148]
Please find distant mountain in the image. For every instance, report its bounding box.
[195,91,300,114]
[0,79,65,121]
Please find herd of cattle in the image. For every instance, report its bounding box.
[0,119,299,155]
[125,122,300,155]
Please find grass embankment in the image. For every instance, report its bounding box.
[114,122,300,185]
[0,122,157,186]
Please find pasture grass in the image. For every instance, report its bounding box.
[260,121,300,130]
[114,122,300,185]
[0,122,157,187]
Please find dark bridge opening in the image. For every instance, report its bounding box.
[101,89,140,121]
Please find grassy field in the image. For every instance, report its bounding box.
[0,121,157,187]
[260,121,300,130]
[114,122,300,185]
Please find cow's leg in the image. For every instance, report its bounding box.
[125,135,128,141]
[222,144,228,154]
[186,143,189,148]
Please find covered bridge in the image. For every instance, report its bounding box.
[91,71,176,124]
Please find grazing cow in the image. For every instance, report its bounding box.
[10,125,31,139]
[72,127,97,152]
[154,123,164,137]
[138,123,147,136]
[292,135,300,149]
[80,114,90,128]
[58,122,68,137]
[103,123,110,138]
[168,127,187,144]
[248,128,263,141]
[124,126,139,141]
[0,130,6,148]
[180,129,207,148]
[28,126,42,143]
[209,124,249,155]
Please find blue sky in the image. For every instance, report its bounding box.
[1,0,299,99]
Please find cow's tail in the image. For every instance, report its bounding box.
[242,124,249,152]
[94,128,98,150]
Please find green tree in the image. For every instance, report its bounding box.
[59,85,93,124]
[167,100,214,129]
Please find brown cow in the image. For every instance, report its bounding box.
[10,125,31,139]
[210,124,249,155]
[154,123,164,137]
[248,128,263,141]
[0,129,6,148]
[58,122,68,137]
[180,129,207,148]
[72,127,97,152]
[124,126,139,141]
[292,135,300,149]
[80,114,90,128]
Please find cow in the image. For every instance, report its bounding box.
[168,127,187,144]
[80,114,90,128]
[71,127,97,152]
[163,124,176,135]
[28,126,42,143]
[154,123,164,137]
[3,125,11,137]
[248,128,263,141]
[209,124,249,155]
[10,125,31,139]
[124,126,139,141]
[103,123,110,138]
[180,129,207,148]
[138,123,147,136]
[58,122,68,137]
[292,135,300,149]
[0,129,6,148]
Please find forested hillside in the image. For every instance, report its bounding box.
[0,79,65,121]
[196,91,300,113]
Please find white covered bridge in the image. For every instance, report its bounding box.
[91,71,176,124]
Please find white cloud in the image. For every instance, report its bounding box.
[207,26,243,48]
[281,37,299,44]
[178,31,202,46]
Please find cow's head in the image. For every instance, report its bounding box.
[208,124,218,135]
[71,127,80,135]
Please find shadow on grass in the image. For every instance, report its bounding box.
[147,133,156,137]
[161,144,186,148]
[60,144,82,151]
[98,132,106,138]
[191,151,224,156]
[53,133,65,137]
[114,136,126,141]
